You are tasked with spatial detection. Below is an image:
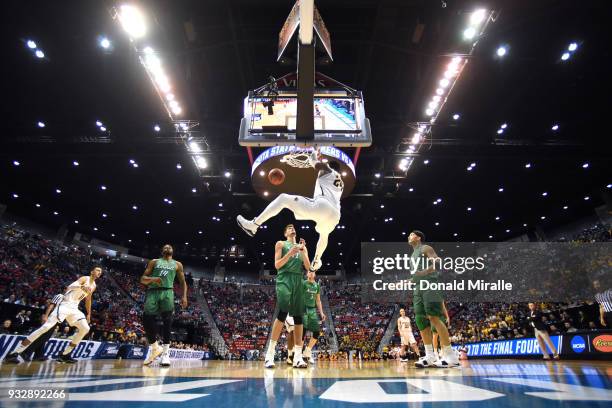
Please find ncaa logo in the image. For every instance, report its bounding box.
[571,335,586,353]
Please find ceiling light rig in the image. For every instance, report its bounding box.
[113,4,209,175]
[399,9,495,172]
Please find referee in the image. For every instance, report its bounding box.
[593,279,611,327]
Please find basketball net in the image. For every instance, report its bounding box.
[280,147,317,168]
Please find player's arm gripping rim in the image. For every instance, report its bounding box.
[176,261,188,309]
[299,238,311,272]
[413,245,440,277]
[140,260,162,286]
[274,241,300,270]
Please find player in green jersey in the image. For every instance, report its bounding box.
[302,269,326,363]
[409,230,459,368]
[140,244,188,366]
[264,224,312,368]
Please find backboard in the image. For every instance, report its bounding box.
[238,72,372,147]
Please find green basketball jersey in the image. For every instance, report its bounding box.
[304,280,320,308]
[411,243,437,283]
[149,258,177,289]
[278,241,303,275]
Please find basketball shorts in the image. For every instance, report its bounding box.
[303,307,321,333]
[431,316,448,334]
[276,273,304,317]
[413,283,444,329]
[400,330,417,346]
[52,302,86,326]
[144,288,175,315]
[288,195,340,234]
[285,315,295,333]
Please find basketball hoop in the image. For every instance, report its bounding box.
[279,148,315,168]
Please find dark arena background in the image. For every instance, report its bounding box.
[0,1,611,407]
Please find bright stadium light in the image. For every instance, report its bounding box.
[568,42,578,52]
[35,50,45,58]
[27,40,37,49]
[189,141,201,153]
[551,124,559,131]
[439,78,450,88]
[37,121,45,128]
[411,133,421,144]
[463,27,477,40]
[435,88,444,95]
[118,4,147,39]
[425,108,435,116]
[496,46,507,57]
[99,37,111,49]
[470,9,487,25]
[195,156,207,169]
[453,113,460,120]
[154,125,161,132]
[561,52,570,61]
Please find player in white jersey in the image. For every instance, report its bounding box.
[397,308,420,362]
[8,266,102,364]
[237,149,343,271]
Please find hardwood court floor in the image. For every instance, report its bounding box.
[0,359,610,407]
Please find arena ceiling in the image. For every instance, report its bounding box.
[1,0,610,273]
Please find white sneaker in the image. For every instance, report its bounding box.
[236,215,258,237]
[310,259,322,271]
[160,353,171,367]
[400,357,409,362]
[434,351,460,368]
[286,354,293,365]
[414,355,437,368]
[293,358,307,368]
[265,359,275,368]
[143,344,163,366]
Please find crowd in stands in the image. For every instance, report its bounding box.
[327,284,395,353]
[199,280,274,358]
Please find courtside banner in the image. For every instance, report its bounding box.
[0,334,101,360]
[95,341,121,359]
[453,335,562,357]
[361,242,611,302]
[561,331,612,357]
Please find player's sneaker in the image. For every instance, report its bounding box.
[287,354,294,365]
[3,352,21,364]
[310,259,322,271]
[414,355,437,368]
[433,358,460,368]
[236,215,258,237]
[159,353,171,367]
[293,358,308,368]
[433,350,460,368]
[264,359,275,368]
[400,356,409,363]
[56,354,77,364]
[143,343,163,366]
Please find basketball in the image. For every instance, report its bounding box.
[268,168,285,185]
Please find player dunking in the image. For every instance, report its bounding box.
[7,266,102,364]
[141,244,188,366]
[408,231,459,368]
[237,149,343,271]
[397,308,420,362]
[264,224,311,368]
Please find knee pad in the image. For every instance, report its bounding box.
[277,310,288,323]
[293,315,303,325]
[415,314,430,331]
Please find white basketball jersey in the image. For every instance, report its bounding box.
[63,276,96,305]
[313,170,343,208]
[398,316,412,332]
